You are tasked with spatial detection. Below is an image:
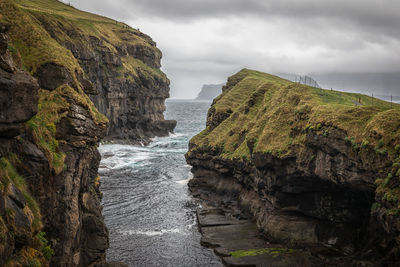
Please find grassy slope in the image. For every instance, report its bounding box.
[0,0,170,174]
[191,68,400,159]
[190,68,400,216]
[15,0,167,81]
[0,156,54,266]
[0,0,164,264]
[1,0,167,80]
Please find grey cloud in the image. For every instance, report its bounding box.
[63,0,400,98]
[128,0,400,38]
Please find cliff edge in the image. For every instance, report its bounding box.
[2,0,175,144]
[0,0,173,265]
[186,68,400,265]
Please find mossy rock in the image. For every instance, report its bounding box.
[190,68,400,161]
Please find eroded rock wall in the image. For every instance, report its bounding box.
[186,69,400,265]
[34,14,176,144]
[0,22,119,266]
[187,129,387,249]
[1,0,175,265]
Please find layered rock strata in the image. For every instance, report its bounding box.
[186,69,400,265]
[1,0,173,265]
[0,21,120,266]
[32,9,176,144]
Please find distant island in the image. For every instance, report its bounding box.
[195,83,225,100]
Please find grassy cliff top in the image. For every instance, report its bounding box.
[190,68,400,160]
[0,0,166,81]
[13,0,152,47]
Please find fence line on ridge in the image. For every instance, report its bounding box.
[290,75,400,106]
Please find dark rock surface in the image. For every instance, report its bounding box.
[0,23,42,265]
[186,70,397,265]
[186,130,390,265]
[192,188,373,266]
[35,63,74,91]
[0,22,120,266]
[34,14,176,144]
[0,24,38,138]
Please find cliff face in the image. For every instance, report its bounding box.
[0,23,45,266]
[186,69,400,264]
[0,20,110,266]
[0,0,172,265]
[4,0,176,144]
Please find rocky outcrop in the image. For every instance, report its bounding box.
[0,24,38,138]
[0,12,124,266]
[1,0,175,264]
[0,23,44,266]
[186,69,400,265]
[31,11,176,144]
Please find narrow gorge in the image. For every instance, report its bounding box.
[0,0,174,265]
[1,0,399,266]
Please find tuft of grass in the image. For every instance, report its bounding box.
[27,85,108,174]
[36,231,54,261]
[371,202,381,211]
[120,56,168,83]
[26,88,69,174]
[229,247,295,258]
[28,259,41,267]
[0,157,26,189]
[58,85,108,125]
[0,157,42,231]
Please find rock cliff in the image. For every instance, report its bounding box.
[0,19,112,266]
[186,69,400,265]
[0,0,173,265]
[3,0,175,144]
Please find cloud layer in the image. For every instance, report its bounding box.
[63,0,400,98]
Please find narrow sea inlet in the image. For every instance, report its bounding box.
[99,100,222,266]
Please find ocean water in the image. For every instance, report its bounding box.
[99,100,222,267]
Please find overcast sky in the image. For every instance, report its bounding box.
[62,0,400,98]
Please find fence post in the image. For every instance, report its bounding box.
[391,95,393,108]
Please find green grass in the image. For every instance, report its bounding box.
[36,232,54,261]
[0,0,159,164]
[26,85,108,174]
[189,68,400,227]
[0,157,46,266]
[0,0,158,76]
[26,88,69,174]
[121,56,168,83]
[0,154,54,265]
[0,0,81,74]
[0,157,42,231]
[229,248,295,258]
[190,68,400,161]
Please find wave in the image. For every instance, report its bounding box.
[118,228,187,237]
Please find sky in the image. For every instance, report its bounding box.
[61,0,400,98]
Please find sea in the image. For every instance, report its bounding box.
[98,100,223,266]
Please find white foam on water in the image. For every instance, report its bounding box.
[99,144,155,170]
[168,132,185,138]
[175,178,190,185]
[119,228,186,237]
[186,219,197,230]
